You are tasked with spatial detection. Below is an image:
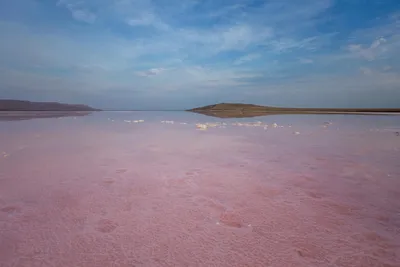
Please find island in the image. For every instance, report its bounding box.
[0,99,101,121]
[188,103,400,118]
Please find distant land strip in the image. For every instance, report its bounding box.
[0,99,101,111]
[1,100,399,116]
[188,103,400,118]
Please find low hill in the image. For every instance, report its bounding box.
[188,103,400,118]
[0,99,101,111]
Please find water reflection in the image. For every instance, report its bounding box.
[0,111,93,121]
[189,109,400,118]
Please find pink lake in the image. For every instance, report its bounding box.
[0,111,400,267]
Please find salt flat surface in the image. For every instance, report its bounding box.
[0,111,400,267]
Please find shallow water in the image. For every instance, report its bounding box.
[1,111,400,267]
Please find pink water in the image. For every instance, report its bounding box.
[1,112,400,267]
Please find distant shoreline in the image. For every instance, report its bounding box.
[0,99,101,112]
[187,103,400,118]
[190,111,400,115]
[188,103,400,113]
[1,100,399,114]
[0,111,94,121]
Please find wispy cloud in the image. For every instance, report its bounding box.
[70,9,96,24]
[136,68,167,77]
[383,65,392,71]
[263,33,337,53]
[176,24,273,55]
[299,58,313,64]
[126,12,170,31]
[347,37,387,61]
[57,0,96,23]
[359,66,373,75]
[234,53,262,65]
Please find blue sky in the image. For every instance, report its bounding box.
[0,0,399,110]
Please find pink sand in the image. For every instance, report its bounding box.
[0,112,400,267]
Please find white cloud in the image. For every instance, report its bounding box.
[177,24,273,55]
[299,58,313,64]
[347,37,388,61]
[133,65,265,92]
[263,35,331,53]
[383,65,392,71]
[70,9,96,23]
[234,53,262,65]
[136,68,167,77]
[359,66,372,75]
[370,37,387,49]
[219,25,270,51]
[57,0,96,23]
[207,4,245,18]
[126,12,170,31]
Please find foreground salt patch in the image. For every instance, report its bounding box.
[196,123,208,130]
[154,119,356,136]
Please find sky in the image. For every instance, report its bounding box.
[0,0,399,110]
